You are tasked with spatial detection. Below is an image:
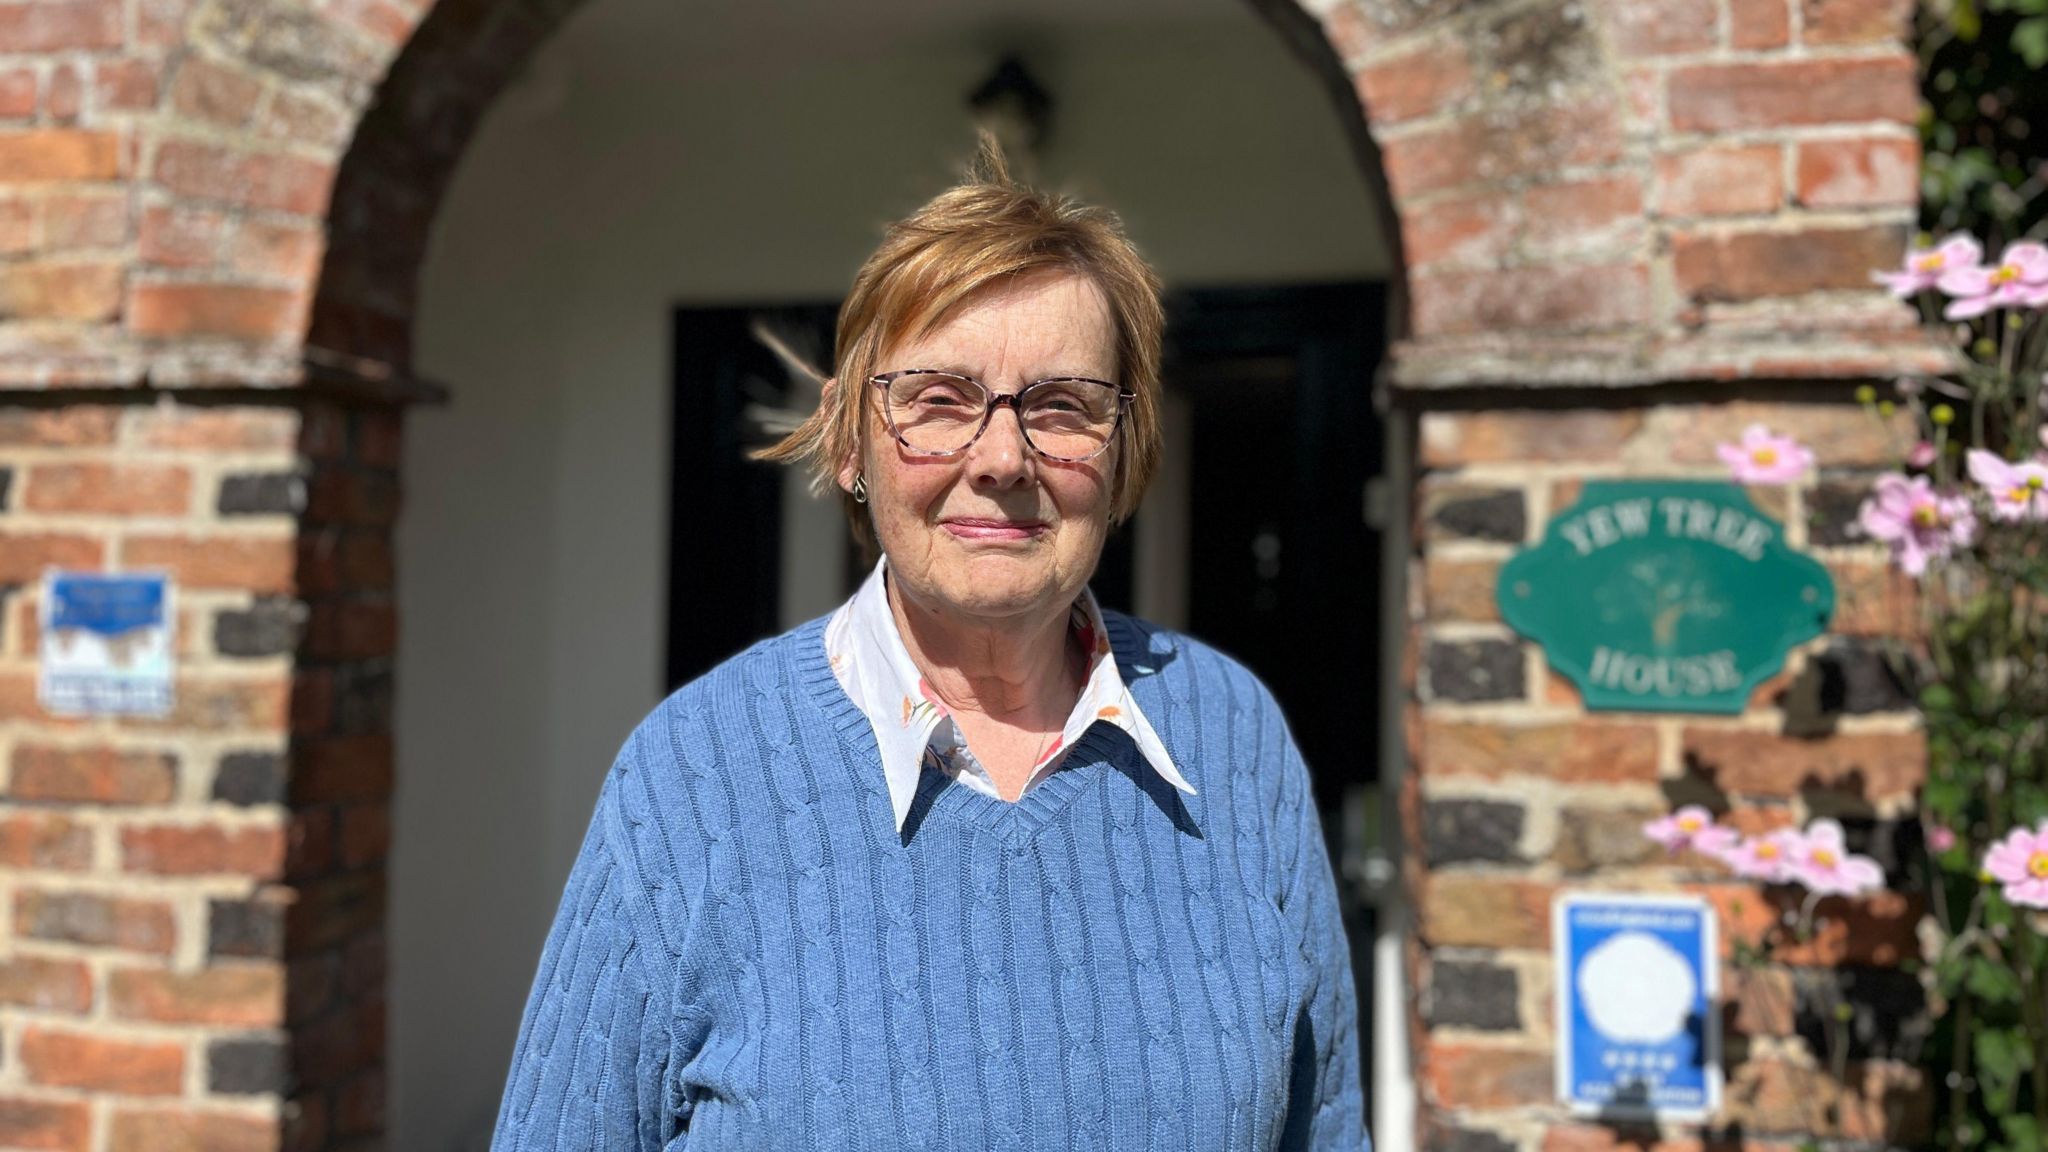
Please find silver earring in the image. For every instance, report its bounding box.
[851,474,868,504]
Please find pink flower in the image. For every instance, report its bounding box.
[1858,473,1978,576]
[1938,241,2048,319]
[1876,234,1981,298]
[1643,806,1739,856]
[1789,819,1887,897]
[1927,824,1957,853]
[1723,828,1804,884]
[1716,424,1814,485]
[1967,449,2048,522]
[1905,441,1938,470]
[1984,822,2048,909]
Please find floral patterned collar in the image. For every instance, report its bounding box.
[824,557,1195,832]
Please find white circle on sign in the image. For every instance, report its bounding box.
[1578,931,1695,1044]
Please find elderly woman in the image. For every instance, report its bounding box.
[491,140,1367,1151]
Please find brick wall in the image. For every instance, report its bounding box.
[0,0,1947,1145]
[1408,400,1930,1150]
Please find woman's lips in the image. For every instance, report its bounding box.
[939,518,1046,541]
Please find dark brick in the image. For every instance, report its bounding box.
[1425,639,1526,702]
[209,895,284,959]
[332,664,392,734]
[1423,798,1526,865]
[213,750,286,806]
[1794,966,1927,1063]
[209,1033,292,1094]
[217,471,304,516]
[1809,476,1874,546]
[1432,490,1525,542]
[214,597,307,657]
[1429,958,1520,1030]
[1813,638,1916,714]
[1554,806,1661,871]
[0,466,12,510]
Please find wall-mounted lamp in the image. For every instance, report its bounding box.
[967,55,1053,172]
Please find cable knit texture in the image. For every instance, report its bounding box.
[490,611,1368,1151]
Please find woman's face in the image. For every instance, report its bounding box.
[848,269,1120,628]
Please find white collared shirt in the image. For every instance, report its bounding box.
[824,558,1197,832]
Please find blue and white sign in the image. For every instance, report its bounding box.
[38,571,174,717]
[1554,892,1720,1120]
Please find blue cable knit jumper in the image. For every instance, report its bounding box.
[489,611,1368,1151]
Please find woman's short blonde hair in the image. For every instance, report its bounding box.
[757,134,1165,557]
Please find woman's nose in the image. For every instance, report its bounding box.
[967,400,1032,487]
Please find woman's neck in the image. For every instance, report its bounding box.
[886,573,1079,730]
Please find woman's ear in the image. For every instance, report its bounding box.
[823,378,862,494]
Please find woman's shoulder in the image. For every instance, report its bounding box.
[1099,608,1286,720]
[631,617,833,748]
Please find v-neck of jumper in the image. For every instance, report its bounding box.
[793,616,1138,849]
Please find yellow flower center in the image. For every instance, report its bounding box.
[1756,842,1780,860]
[1993,264,2021,284]
[2009,488,2032,504]
[1912,505,1942,527]
[1914,252,1945,273]
[1812,849,1838,868]
[1751,447,1778,466]
[1679,814,1704,832]
[2031,852,2048,880]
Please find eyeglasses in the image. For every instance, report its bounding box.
[869,370,1133,462]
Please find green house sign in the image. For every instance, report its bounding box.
[1497,480,1835,715]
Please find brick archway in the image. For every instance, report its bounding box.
[0,0,1946,1147]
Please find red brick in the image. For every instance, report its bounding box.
[256,90,347,148]
[0,68,34,119]
[21,1026,184,1094]
[1422,718,1660,783]
[123,823,285,879]
[10,745,176,805]
[1382,101,1623,199]
[1724,1058,1930,1141]
[1649,400,1908,468]
[0,813,93,870]
[151,138,333,216]
[124,534,296,593]
[0,955,92,1013]
[1422,1043,1553,1109]
[0,262,121,321]
[1655,144,1783,217]
[110,964,284,1026]
[339,802,389,868]
[169,56,264,127]
[1827,558,1919,635]
[109,1108,278,1152]
[1544,1125,1805,1152]
[1801,0,1913,44]
[292,735,395,804]
[126,405,297,449]
[16,889,176,954]
[1796,137,1918,209]
[95,58,164,110]
[1422,557,1502,623]
[340,533,394,591]
[289,872,385,953]
[0,196,33,252]
[287,807,336,876]
[128,282,308,340]
[0,129,120,182]
[43,193,127,247]
[140,203,229,267]
[0,407,116,446]
[0,1097,90,1151]
[1412,262,1650,337]
[1420,409,1645,465]
[132,675,291,731]
[1421,873,1554,949]
[1597,0,1719,56]
[1683,727,1924,804]
[1674,223,1909,302]
[45,63,80,123]
[228,219,326,282]
[1670,58,1917,132]
[1733,0,1792,46]
[1355,42,1474,124]
[305,601,395,660]
[1521,175,1645,253]
[24,462,191,515]
[135,0,192,46]
[0,0,121,51]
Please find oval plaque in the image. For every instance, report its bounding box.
[1497,480,1835,714]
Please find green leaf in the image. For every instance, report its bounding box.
[2017,18,2048,66]
[1965,956,2024,1005]
[2002,1116,2043,1150]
